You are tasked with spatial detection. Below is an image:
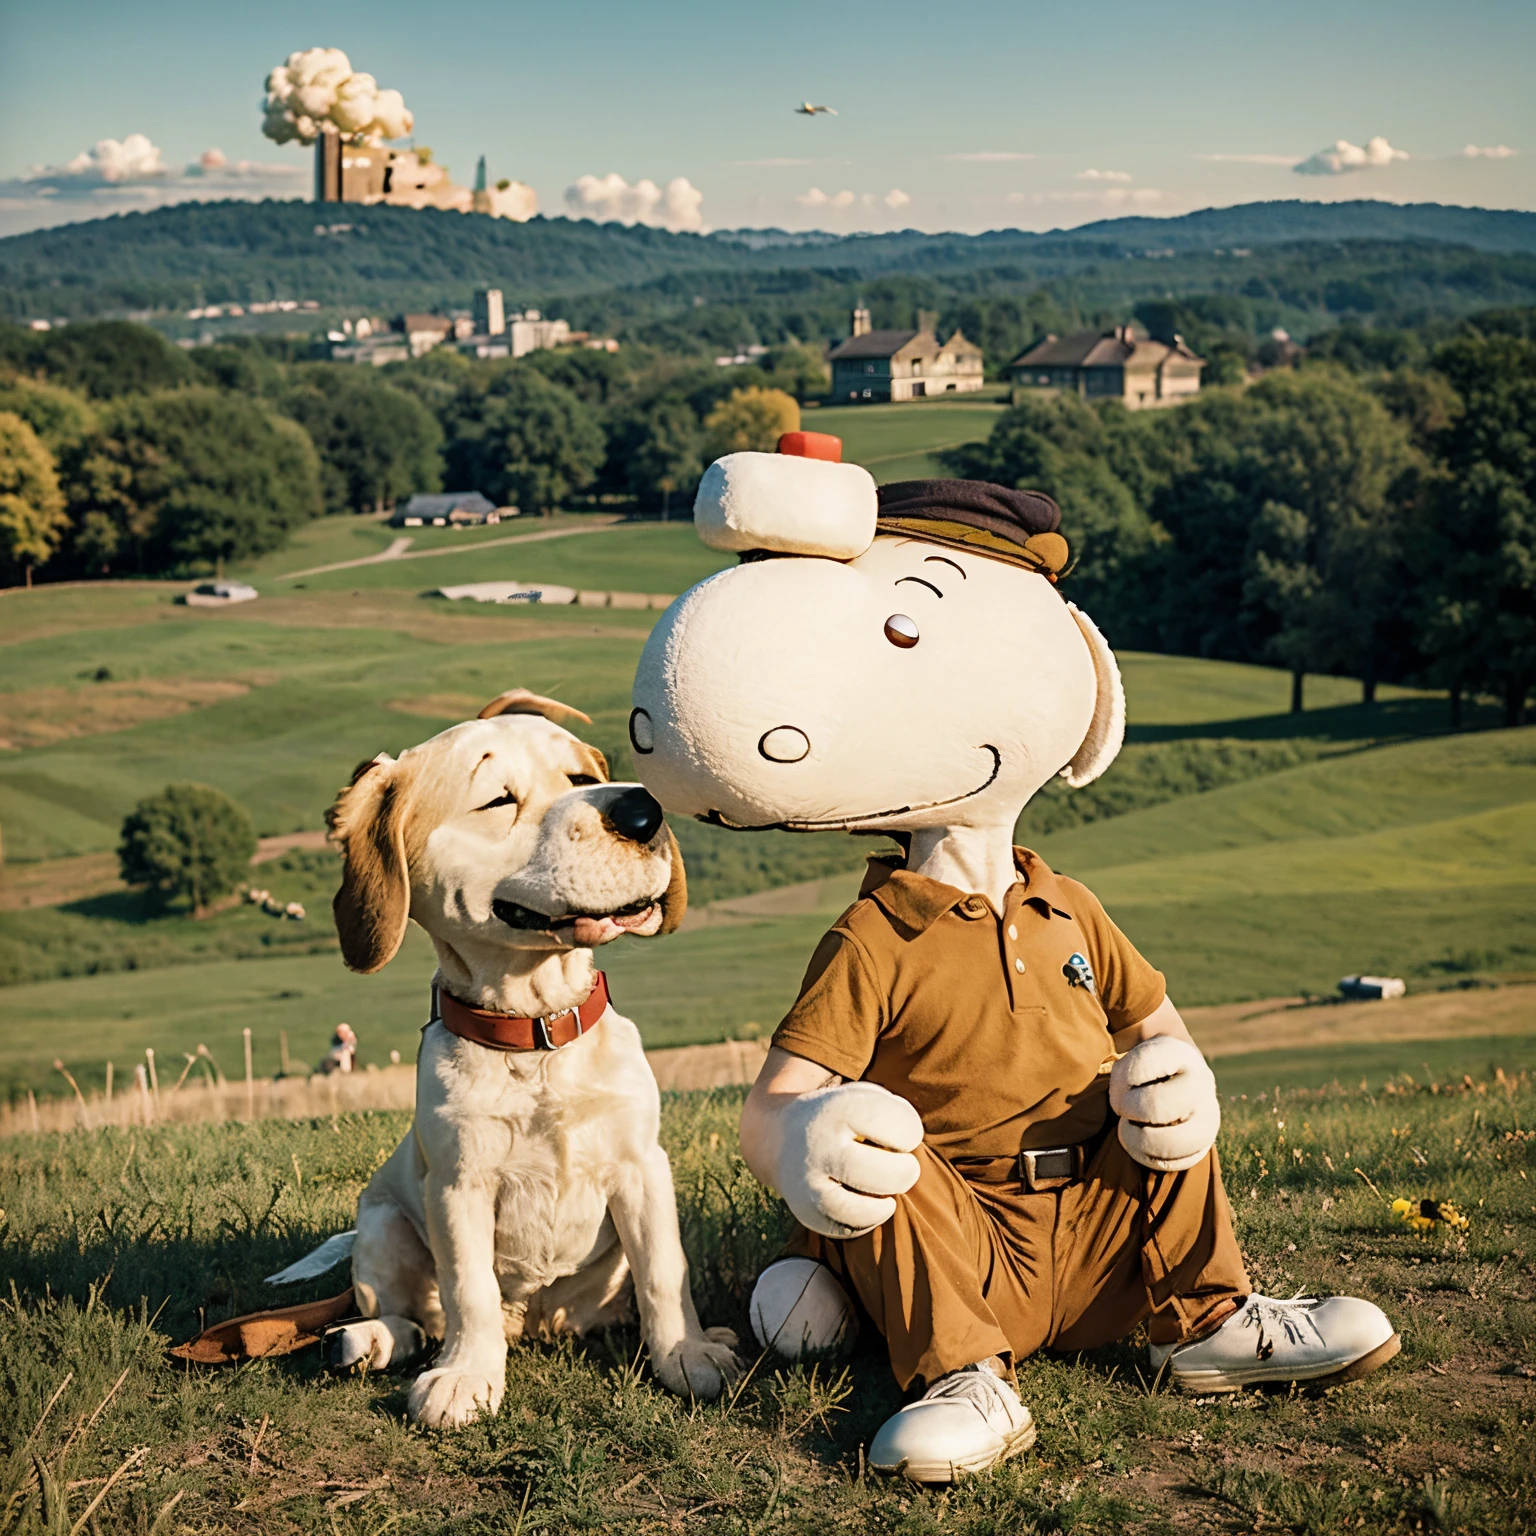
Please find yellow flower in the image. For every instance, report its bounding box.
[1392,1196,1471,1234]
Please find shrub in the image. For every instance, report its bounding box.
[118,783,257,913]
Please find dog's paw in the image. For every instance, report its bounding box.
[651,1332,743,1400]
[324,1318,426,1373]
[406,1366,504,1428]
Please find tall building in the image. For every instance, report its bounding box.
[473,287,506,337]
[312,129,538,220]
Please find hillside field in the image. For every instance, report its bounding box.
[1,554,1533,1098]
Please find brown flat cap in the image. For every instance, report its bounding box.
[875,479,1069,578]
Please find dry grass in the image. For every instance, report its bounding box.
[0,677,250,750]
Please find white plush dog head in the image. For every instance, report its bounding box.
[328,690,686,974]
[630,448,1124,835]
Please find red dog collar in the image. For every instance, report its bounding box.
[432,972,611,1052]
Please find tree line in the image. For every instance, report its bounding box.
[0,319,824,582]
[947,307,1536,725]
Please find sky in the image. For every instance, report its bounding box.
[0,0,1532,240]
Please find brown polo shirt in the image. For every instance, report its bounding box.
[771,848,1166,1160]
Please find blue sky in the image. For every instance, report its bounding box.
[0,0,1531,238]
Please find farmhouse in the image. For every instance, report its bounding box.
[391,492,507,527]
[828,308,985,403]
[1010,322,1204,409]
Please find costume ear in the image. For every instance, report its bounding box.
[327,754,414,973]
[1060,603,1125,789]
[654,824,688,936]
[478,688,593,725]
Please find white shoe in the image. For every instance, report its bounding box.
[867,1361,1036,1483]
[1150,1293,1400,1393]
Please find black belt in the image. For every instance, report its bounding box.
[945,1123,1108,1191]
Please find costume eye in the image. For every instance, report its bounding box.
[474,791,518,812]
[567,774,599,787]
[884,613,920,649]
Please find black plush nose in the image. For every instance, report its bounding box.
[603,787,665,844]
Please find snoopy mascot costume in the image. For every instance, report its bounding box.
[630,432,1399,1483]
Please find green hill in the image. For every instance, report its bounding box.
[5,197,1535,325]
[2,564,1531,1094]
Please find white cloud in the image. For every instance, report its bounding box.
[1077,168,1132,182]
[939,151,1036,163]
[1194,152,1301,165]
[24,133,167,185]
[1294,135,1409,176]
[262,47,411,147]
[2,133,306,235]
[883,188,911,209]
[1461,143,1516,159]
[564,172,705,232]
[797,187,856,208]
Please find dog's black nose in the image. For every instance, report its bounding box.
[603,787,665,845]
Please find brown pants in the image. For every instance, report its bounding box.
[788,1131,1251,1390]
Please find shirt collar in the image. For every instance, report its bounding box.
[860,847,1072,934]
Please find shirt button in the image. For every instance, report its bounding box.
[1015,958,1026,973]
[1008,924,1018,940]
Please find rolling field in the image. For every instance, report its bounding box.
[1,551,1533,1099]
[2,1068,1532,1534]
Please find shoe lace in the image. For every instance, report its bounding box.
[1239,1292,1325,1357]
[922,1364,1019,1423]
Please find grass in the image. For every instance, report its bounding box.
[2,1054,1532,1534]
[811,396,1009,484]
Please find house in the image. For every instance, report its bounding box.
[391,492,506,527]
[1009,323,1204,409]
[827,309,985,402]
[394,314,454,358]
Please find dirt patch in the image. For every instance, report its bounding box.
[388,693,489,721]
[0,676,250,749]
[1185,983,1536,1058]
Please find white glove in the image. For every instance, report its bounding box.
[1110,1035,1220,1172]
[777,1082,924,1239]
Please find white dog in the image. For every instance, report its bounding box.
[307,689,739,1428]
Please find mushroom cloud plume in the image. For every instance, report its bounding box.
[262,47,412,146]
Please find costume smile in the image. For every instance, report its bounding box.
[701,745,1002,832]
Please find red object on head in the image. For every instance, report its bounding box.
[776,431,843,462]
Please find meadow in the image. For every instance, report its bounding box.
[2,528,1533,1097]
[1,1064,1532,1535]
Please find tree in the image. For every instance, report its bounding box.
[118,783,257,913]
[703,386,799,457]
[283,366,443,514]
[1415,333,1536,726]
[445,366,605,514]
[943,394,1163,632]
[617,396,705,516]
[0,375,96,452]
[0,410,68,587]
[60,388,323,574]
[7,321,196,399]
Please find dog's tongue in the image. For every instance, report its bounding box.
[570,905,659,946]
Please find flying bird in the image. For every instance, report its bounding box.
[795,101,838,116]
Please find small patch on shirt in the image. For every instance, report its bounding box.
[1063,951,1096,995]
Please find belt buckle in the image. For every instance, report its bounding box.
[1018,1144,1083,1191]
[531,1015,556,1051]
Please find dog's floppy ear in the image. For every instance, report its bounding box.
[327,753,414,974]
[478,688,593,725]
[1060,602,1125,789]
[653,824,688,936]
[576,743,610,782]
